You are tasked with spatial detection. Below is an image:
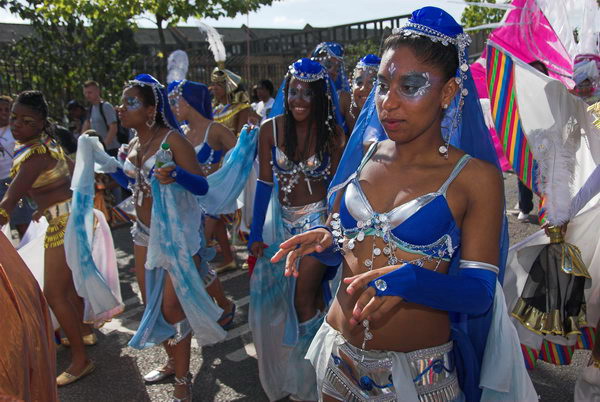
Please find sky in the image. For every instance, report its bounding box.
[0,0,470,29]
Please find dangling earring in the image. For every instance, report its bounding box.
[146,119,155,128]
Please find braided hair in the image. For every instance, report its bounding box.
[15,90,57,140]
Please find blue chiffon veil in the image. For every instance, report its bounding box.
[167,80,213,120]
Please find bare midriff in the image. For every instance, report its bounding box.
[326,235,451,352]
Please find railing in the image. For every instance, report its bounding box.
[1,14,489,120]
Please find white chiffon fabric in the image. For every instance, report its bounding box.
[2,209,121,330]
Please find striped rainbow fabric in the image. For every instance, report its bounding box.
[486,42,539,195]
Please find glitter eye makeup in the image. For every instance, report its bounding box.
[125,96,143,111]
[352,69,377,90]
[397,72,432,98]
[288,86,313,103]
[9,113,39,127]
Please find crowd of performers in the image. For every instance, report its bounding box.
[1,4,600,402]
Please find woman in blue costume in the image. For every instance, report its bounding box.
[166,79,238,322]
[274,7,537,401]
[248,58,346,401]
[349,54,381,121]
[111,74,226,401]
[312,41,355,134]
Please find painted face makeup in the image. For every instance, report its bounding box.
[352,68,377,91]
[287,84,313,104]
[125,96,143,111]
[377,71,434,102]
[9,113,39,127]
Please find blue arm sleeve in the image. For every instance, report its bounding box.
[308,225,343,267]
[110,168,133,189]
[248,180,273,249]
[172,165,208,196]
[368,261,497,315]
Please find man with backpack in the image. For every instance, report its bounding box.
[81,80,120,156]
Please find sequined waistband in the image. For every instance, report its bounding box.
[281,199,327,226]
[323,338,460,402]
[43,199,72,221]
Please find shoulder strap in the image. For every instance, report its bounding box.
[160,130,174,146]
[202,122,214,144]
[97,101,109,129]
[357,141,379,174]
[439,154,472,195]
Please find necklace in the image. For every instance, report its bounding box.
[130,130,158,206]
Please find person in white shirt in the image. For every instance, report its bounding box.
[253,80,275,123]
[0,95,32,238]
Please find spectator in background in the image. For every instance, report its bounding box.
[81,80,119,156]
[66,100,86,137]
[253,79,274,123]
[0,95,33,238]
[250,84,260,106]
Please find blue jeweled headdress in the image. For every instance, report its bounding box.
[355,54,381,71]
[167,80,213,121]
[127,73,181,133]
[311,41,351,93]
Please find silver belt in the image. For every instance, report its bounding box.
[323,340,461,402]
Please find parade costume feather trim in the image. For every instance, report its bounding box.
[197,22,226,64]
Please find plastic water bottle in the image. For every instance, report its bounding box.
[155,143,174,168]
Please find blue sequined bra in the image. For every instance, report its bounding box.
[194,122,224,175]
[331,142,471,268]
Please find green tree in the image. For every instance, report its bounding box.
[0,1,139,119]
[345,39,381,72]
[5,0,280,75]
[461,0,505,28]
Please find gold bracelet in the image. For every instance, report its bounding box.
[0,207,8,220]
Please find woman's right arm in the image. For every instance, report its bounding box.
[248,118,276,257]
[0,155,50,224]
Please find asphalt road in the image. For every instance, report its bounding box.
[56,171,590,402]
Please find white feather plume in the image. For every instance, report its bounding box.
[197,21,226,64]
[167,50,189,83]
[529,126,577,225]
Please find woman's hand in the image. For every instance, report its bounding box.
[250,241,267,258]
[270,228,333,277]
[155,165,176,184]
[118,144,129,162]
[343,265,403,326]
